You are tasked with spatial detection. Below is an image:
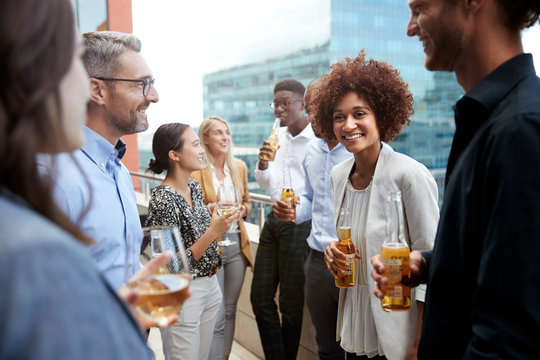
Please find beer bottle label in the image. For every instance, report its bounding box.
[344,253,354,275]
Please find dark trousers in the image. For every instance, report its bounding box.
[305,249,346,360]
[250,213,311,360]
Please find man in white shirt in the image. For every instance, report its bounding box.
[251,78,315,360]
[274,77,351,359]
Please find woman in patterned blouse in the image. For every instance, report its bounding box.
[145,123,238,360]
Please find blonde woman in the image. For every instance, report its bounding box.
[192,116,253,360]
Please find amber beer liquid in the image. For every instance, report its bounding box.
[280,187,296,221]
[260,118,280,161]
[261,129,278,161]
[380,191,411,312]
[335,226,355,288]
[380,244,411,311]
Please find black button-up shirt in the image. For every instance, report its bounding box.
[420,54,540,359]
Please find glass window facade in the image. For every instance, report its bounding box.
[70,0,108,33]
[203,0,463,203]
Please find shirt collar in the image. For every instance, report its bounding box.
[285,123,314,139]
[467,53,536,112]
[313,137,344,153]
[81,127,127,166]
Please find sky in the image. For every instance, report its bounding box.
[132,1,540,139]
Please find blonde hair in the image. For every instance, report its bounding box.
[198,116,243,194]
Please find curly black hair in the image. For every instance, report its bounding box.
[310,50,413,143]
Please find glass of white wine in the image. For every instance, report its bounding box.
[216,185,239,246]
[131,225,191,360]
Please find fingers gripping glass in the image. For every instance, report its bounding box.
[95,77,155,97]
[134,226,191,360]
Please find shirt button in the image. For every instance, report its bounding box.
[100,162,105,167]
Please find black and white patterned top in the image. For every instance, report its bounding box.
[145,180,221,278]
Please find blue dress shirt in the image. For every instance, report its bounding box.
[295,138,352,252]
[48,127,142,290]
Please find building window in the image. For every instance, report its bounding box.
[71,0,108,33]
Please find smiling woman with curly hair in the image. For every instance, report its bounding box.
[313,51,440,360]
[310,50,413,143]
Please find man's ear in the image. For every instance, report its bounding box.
[89,78,108,105]
[464,0,485,15]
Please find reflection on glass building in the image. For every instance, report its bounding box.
[203,0,463,203]
[70,0,108,33]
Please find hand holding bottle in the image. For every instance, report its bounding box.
[324,240,361,278]
[258,118,280,170]
[272,196,299,221]
[379,191,412,311]
[371,250,427,298]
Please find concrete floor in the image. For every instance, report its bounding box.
[147,327,261,360]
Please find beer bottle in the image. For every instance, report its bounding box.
[380,191,411,311]
[280,165,296,221]
[335,207,355,288]
[261,118,280,161]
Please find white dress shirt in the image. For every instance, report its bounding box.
[255,124,315,203]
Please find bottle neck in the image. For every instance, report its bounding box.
[385,193,407,247]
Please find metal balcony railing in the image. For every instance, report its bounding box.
[130,171,272,234]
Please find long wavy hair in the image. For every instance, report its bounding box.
[0,0,92,244]
[198,116,243,194]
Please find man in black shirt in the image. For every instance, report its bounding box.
[372,1,540,358]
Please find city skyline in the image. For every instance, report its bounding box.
[132,0,540,137]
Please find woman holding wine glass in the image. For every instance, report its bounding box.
[191,115,253,360]
[0,0,155,358]
[145,122,237,360]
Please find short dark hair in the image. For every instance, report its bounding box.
[148,123,190,174]
[310,50,413,143]
[496,0,540,30]
[274,78,305,97]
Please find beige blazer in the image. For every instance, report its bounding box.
[330,142,439,359]
[191,158,253,268]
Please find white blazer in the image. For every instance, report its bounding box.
[330,142,439,359]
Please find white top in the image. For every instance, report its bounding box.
[254,124,315,202]
[210,163,238,232]
[336,181,382,357]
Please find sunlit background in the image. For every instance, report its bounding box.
[129,0,539,200]
[132,0,540,133]
[70,0,540,200]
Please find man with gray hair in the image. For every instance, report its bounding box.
[48,31,159,291]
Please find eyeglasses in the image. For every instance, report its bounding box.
[95,77,155,97]
[270,99,302,110]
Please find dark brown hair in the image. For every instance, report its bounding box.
[274,78,306,97]
[0,0,92,244]
[496,0,540,30]
[147,123,190,174]
[310,50,413,143]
